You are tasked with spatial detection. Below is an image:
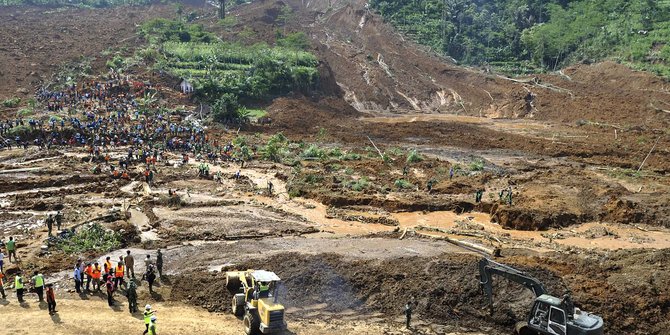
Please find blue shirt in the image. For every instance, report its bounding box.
[74,267,82,281]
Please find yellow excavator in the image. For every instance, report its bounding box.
[226,269,287,335]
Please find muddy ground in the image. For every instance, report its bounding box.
[1,0,670,334]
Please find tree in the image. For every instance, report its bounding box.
[212,93,246,124]
[218,0,225,19]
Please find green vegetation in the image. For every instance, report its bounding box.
[140,19,217,44]
[0,0,153,8]
[371,0,670,75]
[300,144,327,160]
[276,31,311,50]
[348,177,370,192]
[138,19,320,123]
[56,223,122,254]
[406,150,423,164]
[394,178,414,190]
[2,97,21,108]
[469,159,485,172]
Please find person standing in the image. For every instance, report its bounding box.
[0,271,6,299]
[156,249,163,278]
[126,280,138,313]
[55,211,63,231]
[144,254,153,272]
[145,264,156,294]
[104,256,113,276]
[15,271,25,303]
[91,262,102,291]
[0,248,4,273]
[105,275,114,307]
[73,263,82,294]
[6,237,16,263]
[124,250,135,279]
[114,261,125,290]
[143,305,155,335]
[32,271,45,301]
[46,284,57,315]
[45,215,54,236]
[84,263,93,292]
[148,315,157,335]
[404,300,413,329]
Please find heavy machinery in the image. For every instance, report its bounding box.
[478,258,604,335]
[226,269,287,335]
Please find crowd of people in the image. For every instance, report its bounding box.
[0,242,163,334]
[0,71,251,183]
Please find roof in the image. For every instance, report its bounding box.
[537,294,562,306]
[251,270,281,282]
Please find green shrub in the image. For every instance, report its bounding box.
[394,179,414,190]
[342,153,361,161]
[106,55,126,70]
[304,174,324,184]
[17,108,33,117]
[406,150,423,164]
[56,223,121,254]
[301,144,326,159]
[2,97,21,108]
[349,177,370,191]
[469,159,485,172]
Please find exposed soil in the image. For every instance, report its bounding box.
[1,1,670,334]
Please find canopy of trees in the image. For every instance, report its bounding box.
[371,0,670,75]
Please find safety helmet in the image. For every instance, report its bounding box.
[150,315,157,322]
[145,304,152,310]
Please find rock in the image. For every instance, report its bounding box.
[16,87,29,94]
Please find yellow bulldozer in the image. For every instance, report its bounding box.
[226,269,287,335]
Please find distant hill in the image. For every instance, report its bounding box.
[370,0,670,76]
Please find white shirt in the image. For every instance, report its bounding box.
[0,252,4,261]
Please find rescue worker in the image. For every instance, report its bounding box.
[104,256,113,276]
[45,214,54,236]
[105,274,114,306]
[92,262,102,291]
[143,305,155,335]
[32,271,45,301]
[404,300,413,329]
[0,271,6,299]
[156,249,163,278]
[126,280,138,313]
[46,283,57,315]
[55,211,63,231]
[114,261,125,290]
[259,282,270,298]
[144,264,156,294]
[15,271,25,303]
[84,263,93,291]
[125,250,135,279]
[6,236,16,263]
[73,262,82,294]
[148,315,158,335]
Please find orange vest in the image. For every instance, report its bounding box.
[85,265,93,277]
[105,261,112,273]
[0,272,4,286]
[144,170,150,177]
[122,172,129,179]
[113,170,119,177]
[92,265,102,279]
[115,265,124,278]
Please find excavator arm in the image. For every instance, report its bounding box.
[478,258,547,315]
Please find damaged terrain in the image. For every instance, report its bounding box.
[0,0,669,335]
